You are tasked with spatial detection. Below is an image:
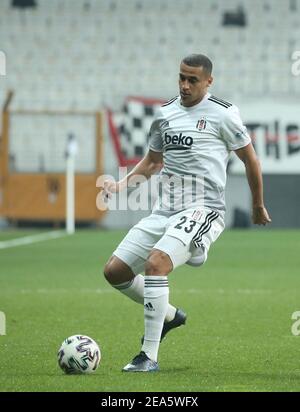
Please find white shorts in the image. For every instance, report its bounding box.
[113,208,225,275]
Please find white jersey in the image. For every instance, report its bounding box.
[148,92,251,217]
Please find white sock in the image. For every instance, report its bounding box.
[141,275,169,362]
[113,274,176,322]
[113,274,144,304]
[165,304,176,322]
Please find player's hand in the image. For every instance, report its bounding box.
[252,206,272,225]
[101,180,119,201]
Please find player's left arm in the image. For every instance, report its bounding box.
[235,143,272,225]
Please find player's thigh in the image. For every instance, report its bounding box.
[153,209,201,270]
[154,208,225,270]
[113,213,168,275]
[154,235,191,271]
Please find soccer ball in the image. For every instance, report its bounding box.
[57,335,101,374]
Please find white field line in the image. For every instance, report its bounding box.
[18,288,115,294]
[186,288,273,295]
[0,230,68,250]
[4,288,272,295]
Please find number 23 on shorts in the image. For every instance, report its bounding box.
[166,214,201,246]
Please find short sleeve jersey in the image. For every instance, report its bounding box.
[148,93,251,217]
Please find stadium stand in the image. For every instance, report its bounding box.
[1,0,300,112]
[1,0,299,227]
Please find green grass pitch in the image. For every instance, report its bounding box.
[0,228,299,392]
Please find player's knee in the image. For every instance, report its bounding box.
[103,256,134,285]
[103,261,115,284]
[103,256,123,285]
[145,250,173,275]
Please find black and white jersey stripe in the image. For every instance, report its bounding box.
[208,95,232,108]
[162,96,179,107]
[192,210,219,248]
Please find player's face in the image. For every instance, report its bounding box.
[179,63,213,107]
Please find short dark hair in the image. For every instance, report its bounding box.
[182,54,213,75]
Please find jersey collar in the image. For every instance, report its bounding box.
[178,92,211,111]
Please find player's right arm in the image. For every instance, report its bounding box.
[103,150,163,196]
[104,111,164,197]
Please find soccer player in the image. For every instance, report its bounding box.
[103,54,271,372]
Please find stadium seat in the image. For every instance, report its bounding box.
[0,0,299,112]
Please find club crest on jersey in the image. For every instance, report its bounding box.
[196,118,207,131]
